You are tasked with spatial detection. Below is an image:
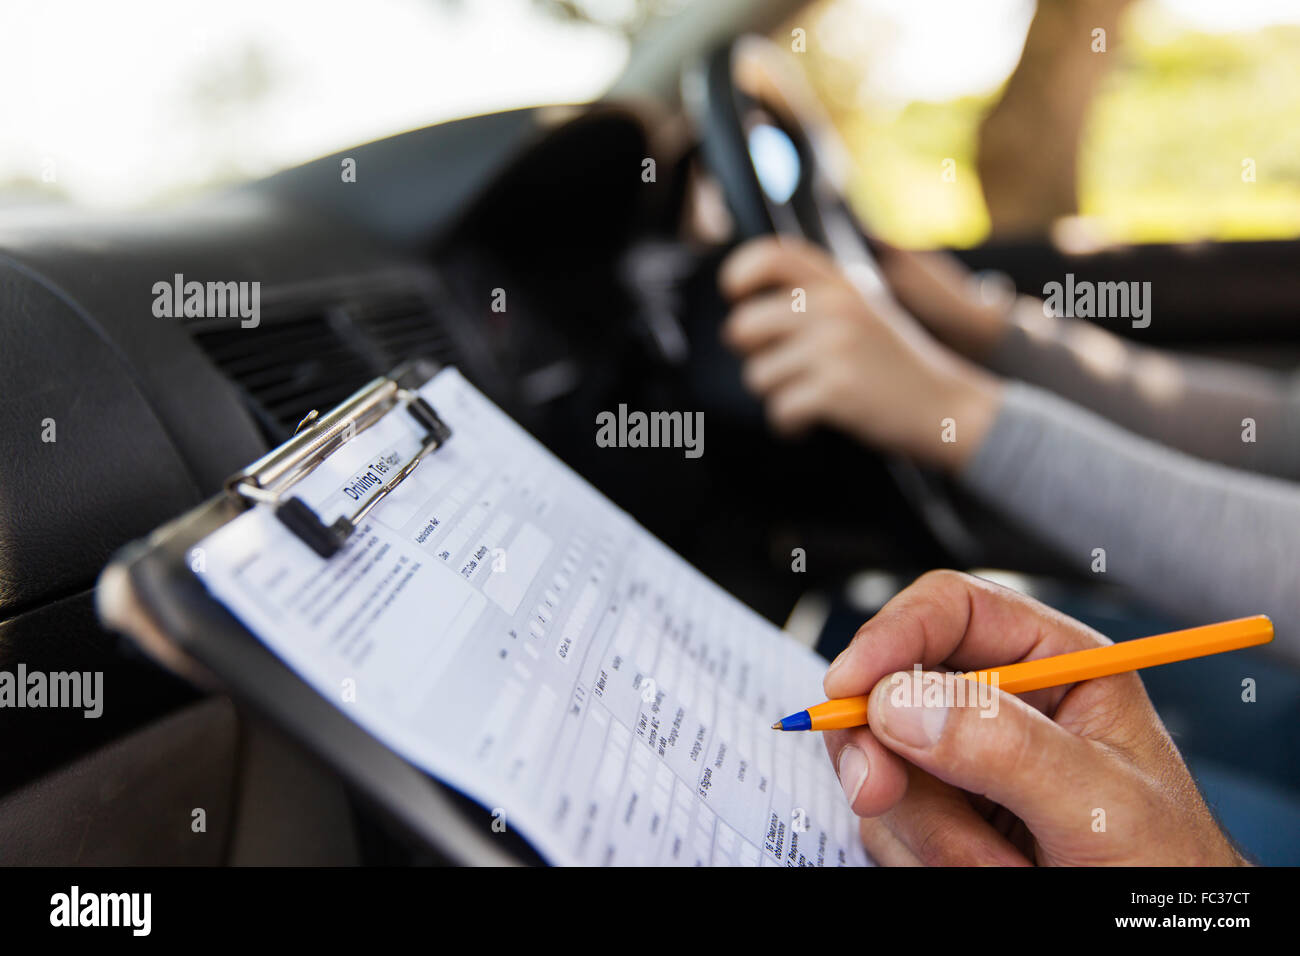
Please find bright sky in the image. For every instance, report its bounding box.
[821,0,1300,104]
[0,0,628,207]
[2,0,1297,207]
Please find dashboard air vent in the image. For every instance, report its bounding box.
[187,270,462,441]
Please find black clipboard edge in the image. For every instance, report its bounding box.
[97,400,524,867]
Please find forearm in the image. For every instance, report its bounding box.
[984,301,1300,480]
[959,383,1300,661]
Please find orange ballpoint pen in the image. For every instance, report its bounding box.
[772,615,1274,732]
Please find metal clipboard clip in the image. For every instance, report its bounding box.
[224,369,452,559]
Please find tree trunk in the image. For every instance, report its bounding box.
[977,0,1134,238]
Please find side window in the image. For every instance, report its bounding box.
[782,0,1300,247]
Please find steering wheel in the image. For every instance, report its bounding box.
[684,35,982,565]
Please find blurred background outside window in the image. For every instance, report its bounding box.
[3,0,1298,249]
[0,0,645,209]
[784,0,1300,246]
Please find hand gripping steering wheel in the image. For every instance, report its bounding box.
[684,35,982,565]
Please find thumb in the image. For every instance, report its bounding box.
[867,670,1111,842]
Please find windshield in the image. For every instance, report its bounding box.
[0,0,688,209]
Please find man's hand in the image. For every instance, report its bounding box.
[719,236,1002,471]
[821,570,1245,866]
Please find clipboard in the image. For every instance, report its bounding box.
[96,358,531,866]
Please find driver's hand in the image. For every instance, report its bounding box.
[719,236,1002,471]
[867,238,1017,359]
[823,570,1246,866]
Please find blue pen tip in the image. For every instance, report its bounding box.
[772,710,812,732]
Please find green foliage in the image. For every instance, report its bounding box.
[1080,23,1300,242]
[837,96,993,248]
[802,15,1300,246]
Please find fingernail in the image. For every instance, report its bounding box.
[877,673,949,748]
[836,746,869,805]
[825,648,849,680]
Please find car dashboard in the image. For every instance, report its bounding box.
[0,103,943,806]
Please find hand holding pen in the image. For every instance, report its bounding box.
[803,571,1259,866]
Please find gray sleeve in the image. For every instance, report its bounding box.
[985,305,1300,480]
[960,382,1300,663]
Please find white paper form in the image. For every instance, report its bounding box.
[196,368,871,867]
